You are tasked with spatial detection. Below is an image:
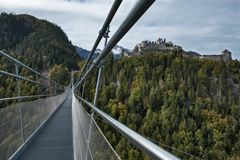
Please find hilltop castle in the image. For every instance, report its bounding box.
[127,37,233,62]
[135,38,182,53]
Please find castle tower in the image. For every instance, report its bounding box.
[163,38,166,43]
[221,49,232,61]
[137,44,142,52]
[156,38,162,44]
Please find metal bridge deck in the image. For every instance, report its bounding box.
[18,94,73,160]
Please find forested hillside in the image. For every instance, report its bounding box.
[0,13,80,71]
[0,13,81,107]
[83,51,240,160]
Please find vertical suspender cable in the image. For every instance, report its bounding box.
[15,63,25,143]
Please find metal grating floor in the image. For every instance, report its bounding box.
[18,94,73,160]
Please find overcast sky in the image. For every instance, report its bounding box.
[0,0,239,59]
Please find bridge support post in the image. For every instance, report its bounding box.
[71,70,74,88]
[81,82,85,103]
[36,75,42,125]
[15,63,25,144]
[85,113,94,160]
[54,82,57,95]
[85,25,110,160]
[93,66,103,106]
[85,66,103,160]
[36,75,40,95]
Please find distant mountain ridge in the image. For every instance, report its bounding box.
[74,46,100,60]
[75,45,131,60]
[75,46,90,60]
[112,45,132,59]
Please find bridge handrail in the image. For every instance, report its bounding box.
[0,51,63,87]
[0,94,56,101]
[0,70,45,86]
[75,95,180,160]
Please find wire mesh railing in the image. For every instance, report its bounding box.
[0,88,69,160]
[0,50,68,159]
[72,93,120,160]
[75,95,180,160]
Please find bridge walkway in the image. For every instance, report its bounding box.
[18,94,73,160]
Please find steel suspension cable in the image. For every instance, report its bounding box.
[0,70,45,86]
[74,0,155,89]
[75,0,123,86]
[0,94,56,101]
[0,51,63,87]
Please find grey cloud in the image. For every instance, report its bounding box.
[0,0,239,59]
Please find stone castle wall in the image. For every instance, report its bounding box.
[202,50,232,62]
[137,38,182,53]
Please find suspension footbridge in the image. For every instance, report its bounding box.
[0,0,182,159]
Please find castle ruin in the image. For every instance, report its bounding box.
[136,38,182,53]
[129,37,233,62]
